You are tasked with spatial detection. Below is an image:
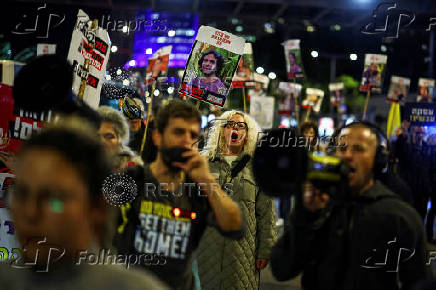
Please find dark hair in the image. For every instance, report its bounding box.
[299,121,319,138]
[155,100,201,133]
[198,50,224,76]
[19,124,112,204]
[13,55,73,112]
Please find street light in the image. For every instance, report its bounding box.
[256,67,264,74]
[268,72,277,79]
[311,50,319,58]
[350,53,358,61]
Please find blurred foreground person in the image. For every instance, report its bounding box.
[114,100,243,290]
[271,122,429,290]
[97,106,143,169]
[0,118,168,290]
[197,111,277,290]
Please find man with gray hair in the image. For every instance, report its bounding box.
[97,106,143,169]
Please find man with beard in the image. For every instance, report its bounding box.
[190,50,227,95]
[270,122,429,290]
[114,100,243,290]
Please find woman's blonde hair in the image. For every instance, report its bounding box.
[202,110,262,159]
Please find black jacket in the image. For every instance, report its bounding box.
[392,134,431,218]
[270,181,429,290]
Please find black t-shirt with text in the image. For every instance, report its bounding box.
[114,165,241,290]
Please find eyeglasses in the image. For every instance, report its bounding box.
[224,121,248,130]
[100,133,117,141]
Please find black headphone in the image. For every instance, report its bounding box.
[343,121,389,176]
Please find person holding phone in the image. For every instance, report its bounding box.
[114,100,243,290]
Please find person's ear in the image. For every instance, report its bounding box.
[90,198,108,246]
[152,130,162,147]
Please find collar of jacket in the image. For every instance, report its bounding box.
[210,153,255,181]
[210,153,246,163]
[354,180,397,203]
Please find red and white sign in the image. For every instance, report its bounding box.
[67,9,111,109]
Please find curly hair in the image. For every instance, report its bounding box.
[155,100,201,134]
[97,106,130,148]
[198,49,224,76]
[299,121,319,139]
[202,110,262,160]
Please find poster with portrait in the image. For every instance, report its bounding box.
[232,43,255,88]
[328,82,344,106]
[247,73,269,99]
[359,54,387,94]
[303,88,324,113]
[37,44,56,56]
[67,9,111,109]
[145,45,172,85]
[283,39,305,79]
[179,26,245,107]
[250,96,275,129]
[278,82,302,115]
[417,78,435,103]
[387,76,410,103]
[0,84,23,261]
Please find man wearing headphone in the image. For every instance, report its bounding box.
[270,122,429,290]
[190,50,227,95]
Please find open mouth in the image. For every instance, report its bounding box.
[231,132,239,142]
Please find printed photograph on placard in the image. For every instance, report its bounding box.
[250,96,275,129]
[179,26,245,107]
[303,88,324,113]
[283,39,305,79]
[417,78,435,103]
[247,73,269,98]
[387,76,410,103]
[278,82,302,115]
[328,82,344,106]
[232,43,255,88]
[145,45,172,85]
[359,54,387,94]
